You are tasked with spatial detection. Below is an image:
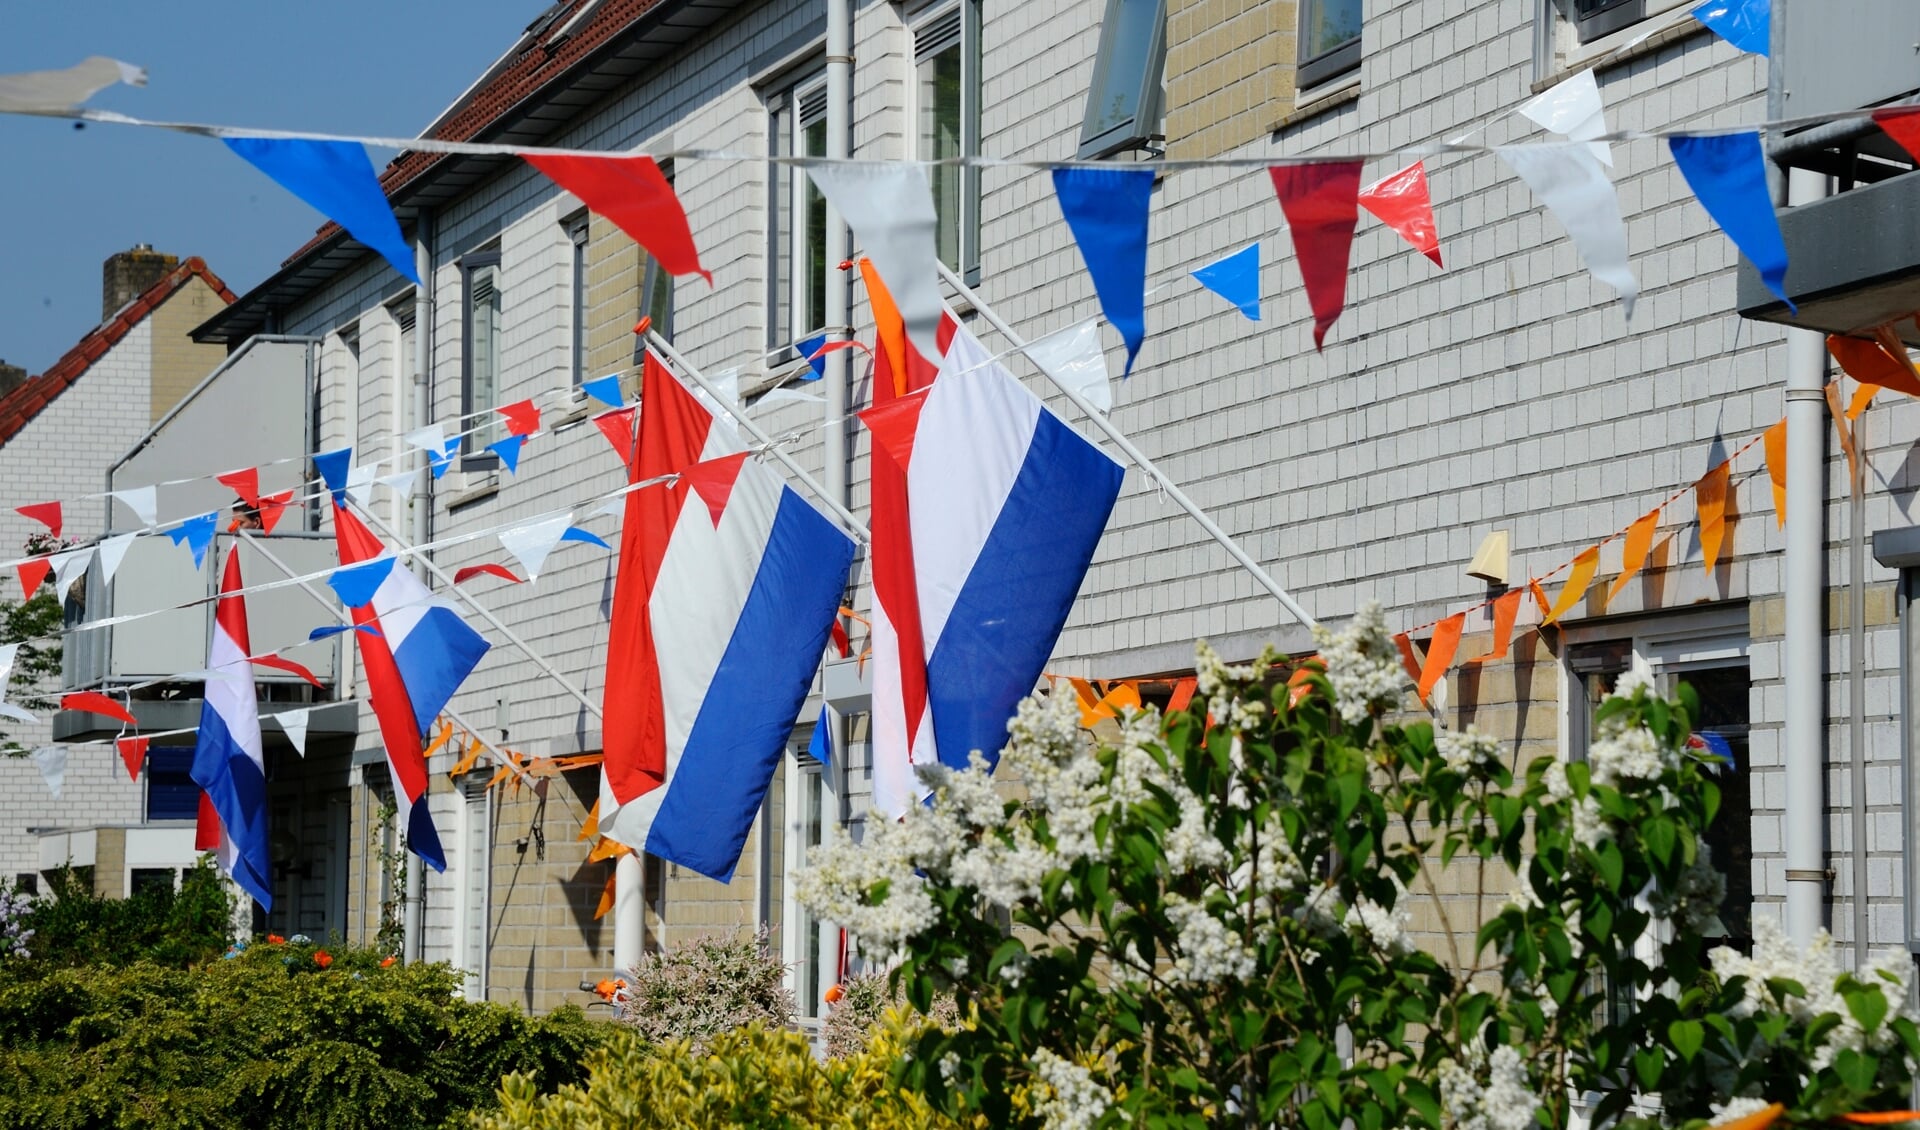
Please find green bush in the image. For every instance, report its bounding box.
[618,927,794,1050]
[0,939,609,1129]
[15,856,235,970]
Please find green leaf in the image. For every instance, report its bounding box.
[1642,818,1676,868]
[1595,840,1625,892]
[1845,985,1890,1033]
[1633,1047,1664,1090]
[1833,1048,1877,1094]
[1667,1019,1703,1062]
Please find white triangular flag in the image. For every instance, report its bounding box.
[110,485,157,528]
[806,164,943,366]
[1518,68,1612,168]
[346,465,376,507]
[0,642,33,724]
[590,496,627,521]
[753,388,826,411]
[1024,320,1112,413]
[404,425,447,455]
[49,549,89,596]
[0,56,145,114]
[1498,144,1638,317]
[378,471,417,501]
[497,514,573,582]
[273,707,310,757]
[32,746,66,798]
[97,532,137,585]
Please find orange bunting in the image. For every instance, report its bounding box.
[1392,632,1423,685]
[1828,332,1920,398]
[1541,548,1599,626]
[1167,677,1197,714]
[1285,665,1317,707]
[484,763,515,791]
[579,798,601,842]
[1416,613,1465,706]
[1696,461,1731,576]
[1709,1103,1784,1130]
[1873,325,1920,396]
[1849,381,1878,420]
[1837,1113,1920,1126]
[1826,381,1862,496]
[587,836,632,864]
[1762,419,1787,528]
[594,871,617,920]
[1529,579,1552,621]
[448,738,482,780]
[1609,507,1661,601]
[426,720,455,758]
[1473,588,1523,664]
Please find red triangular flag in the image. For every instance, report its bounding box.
[61,691,137,727]
[216,467,262,507]
[16,558,51,601]
[257,490,295,535]
[1268,160,1366,350]
[253,655,323,689]
[594,407,639,474]
[118,735,150,782]
[859,388,931,472]
[522,154,712,284]
[498,399,541,437]
[16,501,61,539]
[679,452,752,528]
[195,790,222,851]
[829,618,851,658]
[1874,108,1920,165]
[1357,160,1443,267]
[1417,613,1467,705]
[454,563,524,586]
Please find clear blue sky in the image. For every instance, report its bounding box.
[0,3,542,374]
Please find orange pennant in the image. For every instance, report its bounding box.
[426,720,455,758]
[587,835,632,863]
[1696,461,1731,576]
[1100,683,1142,716]
[1826,381,1862,496]
[1608,507,1661,601]
[1848,382,1878,420]
[1473,588,1523,663]
[578,797,601,842]
[1417,613,1465,705]
[1762,419,1787,528]
[1392,633,1423,685]
[1530,579,1552,621]
[448,738,482,780]
[1828,333,1920,398]
[594,870,617,920]
[1167,677,1197,714]
[1285,665,1317,706]
[1541,548,1600,626]
[1872,325,1920,396]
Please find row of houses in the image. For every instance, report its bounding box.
[2,0,1917,1025]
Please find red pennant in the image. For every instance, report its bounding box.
[1358,160,1443,267]
[253,655,323,689]
[497,399,541,437]
[454,563,524,586]
[16,558,51,601]
[829,619,851,658]
[257,490,295,535]
[117,735,149,782]
[217,467,262,507]
[61,691,136,727]
[859,389,931,471]
[594,407,639,474]
[195,790,222,851]
[522,154,712,284]
[680,452,751,527]
[1391,632,1423,685]
[1874,108,1920,165]
[1268,160,1366,350]
[1417,613,1466,705]
[809,339,871,359]
[16,501,61,539]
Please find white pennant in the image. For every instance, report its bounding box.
[0,57,145,114]
[1498,144,1638,317]
[345,465,376,507]
[589,497,627,521]
[273,707,310,757]
[0,643,34,723]
[96,532,138,585]
[49,549,89,597]
[1024,320,1112,413]
[496,514,574,582]
[404,424,447,455]
[378,470,417,501]
[806,164,943,366]
[32,746,66,799]
[691,367,743,429]
[110,485,158,528]
[1518,68,1612,168]
[753,388,826,412]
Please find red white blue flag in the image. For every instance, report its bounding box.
[190,548,272,910]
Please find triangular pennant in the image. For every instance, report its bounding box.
[0,56,146,115]
[222,137,421,283]
[1668,133,1792,310]
[257,490,296,534]
[680,452,752,528]
[1358,161,1443,266]
[1190,243,1261,321]
[1849,380,1880,420]
[1826,382,1862,497]
[808,706,834,773]
[49,549,88,596]
[1391,632,1424,686]
[1691,0,1770,56]
[486,433,526,473]
[497,399,541,437]
[449,737,483,780]
[254,655,323,689]
[97,532,136,585]
[15,558,50,602]
[796,333,829,380]
[378,471,417,501]
[829,618,851,658]
[1167,677,1198,714]
[404,425,456,479]
[1873,108,1920,166]
[1417,613,1466,706]
[522,154,712,283]
[1696,461,1732,576]
[17,501,61,539]
[1827,334,1920,399]
[272,708,310,756]
[314,447,353,504]
[560,527,611,550]
[1517,68,1612,168]
[754,388,826,411]
[1608,507,1662,601]
[859,389,931,471]
[453,563,523,585]
[578,797,601,841]
[1052,166,1154,374]
[582,374,625,408]
[345,465,376,508]
[1024,320,1113,413]
[1530,579,1553,621]
[594,870,617,920]
[807,164,943,368]
[1269,161,1366,349]
[32,746,65,799]
[309,623,383,641]
[109,485,156,528]
[327,556,396,608]
[593,407,639,473]
[167,512,219,569]
[61,690,136,727]
[1473,589,1524,664]
[1541,547,1601,626]
[1764,419,1788,528]
[497,514,573,582]
[216,467,262,507]
[117,735,149,782]
[1498,144,1637,317]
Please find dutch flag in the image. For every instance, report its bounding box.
[598,353,857,881]
[191,547,273,911]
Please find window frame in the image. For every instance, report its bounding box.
[1565,0,1645,44]
[144,746,200,823]
[1078,0,1168,160]
[911,1,983,283]
[460,249,504,467]
[767,74,830,361]
[568,217,589,387]
[1297,0,1364,90]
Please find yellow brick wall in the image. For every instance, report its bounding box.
[584,213,644,391]
[1164,0,1299,161]
[148,276,232,423]
[480,767,614,1014]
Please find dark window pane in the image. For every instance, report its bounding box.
[1685,665,1752,952]
[130,868,174,897]
[769,104,791,350]
[920,41,963,270]
[1302,0,1362,60]
[147,747,199,822]
[802,115,828,337]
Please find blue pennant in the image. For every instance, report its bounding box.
[1691,0,1768,56]
[167,512,219,569]
[1052,167,1155,375]
[309,623,383,641]
[795,333,828,381]
[1191,243,1262,321]
[429,439,458,480]
[808,705,833,773]
[222,138,421,284]
[487,433,526,473]
[561,526,611,550]
[1668,133,1793,311]
[327,557,395,609]
[314,447,353,505]
[582,374,625,408]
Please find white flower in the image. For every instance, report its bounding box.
[1542,759,1573,803]
[1228,812,1306,900]
[1166,895,1256,984]
[796,820,940,959]
[1587,724,1670,787]
[1439,1045,1540,1130]
[938,1051,962,1084]
[1029,1047,1111,1130]
[1710,919,1920,1073]
[1349,890,1413,956]
[1571,795,1609,850]
[1711,1097,1774,1123]
[1195,640,1266,723]
[1437,725,1502,773]
[1163,788,1228,873]
[1610,665,1657,702]
[1309,601,1410,726]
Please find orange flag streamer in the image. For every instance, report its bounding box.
[1608,507,1661,601]
[1529,579,1552,620]
[448,738,483,780]
[1848,382,1878,420]
[1471,588,1523,664]
[594,871,617,920]
[1826,381,1862,496]
[1392,633,1423,685]
[1416,613,1465,706]
[1872,324,1920,395]
[1696,461,1731,576]
[1762,419,1787,528]
[1542,548,1599,626]
[578,797,601,842]
[1828,333,1920,398]
[1167,677,1197,714]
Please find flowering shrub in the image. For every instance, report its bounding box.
[799,602,1920,1129]
[822,968,960,1060]
[0,886,32,960]
[618,927,795,1050]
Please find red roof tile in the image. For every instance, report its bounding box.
[0,257,236,449]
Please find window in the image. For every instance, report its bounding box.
[146,747,200,822]
[1298,0,1363,88]
[1079,0,1167,159]
[130,868,177,897]
[1566,0,1644,43]
[640,166,677,348]
[13,873,36,896]
[795,754,826,1018]
[769,79,829,357]
[461,250,503,459]
[914,3,982,280]
[569,219,588,386]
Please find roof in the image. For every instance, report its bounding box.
[195,0,745,345]
[0,257,236,448]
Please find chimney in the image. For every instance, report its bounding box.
[0,361,24,398]
[102,244,178,321]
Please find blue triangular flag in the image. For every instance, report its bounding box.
[1052,167,1154,375]
[808,706,833,773]
[1191,243,1261,321]
[1692,0,1768,56]
[167,512,219,569]
[309,623,383,641]
[430,440,457,480]
[487,433,525,473]
[582,375,624,408]
[1668,133,1793,311]
[314,447,353,505]
[222,138,420,285]
[560,526,611,550]
[796,334,828,381]
[327,556,396,609]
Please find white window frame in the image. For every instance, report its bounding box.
[568,216,588,387]
[1534,0,1698,80]
[459,248,504,464]
[767,75,830,360]
[910,0,983,283]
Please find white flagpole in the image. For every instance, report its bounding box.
[936,261,1318,630]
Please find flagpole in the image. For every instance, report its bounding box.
[236,530,534,785]
[644,331,872,544]
[936,262,1318,631]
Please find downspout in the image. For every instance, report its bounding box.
[1851,400,1869,965]
[1784,167,1830,948]
[403,211,435,966]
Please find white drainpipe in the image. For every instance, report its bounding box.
[403,211,435,965]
